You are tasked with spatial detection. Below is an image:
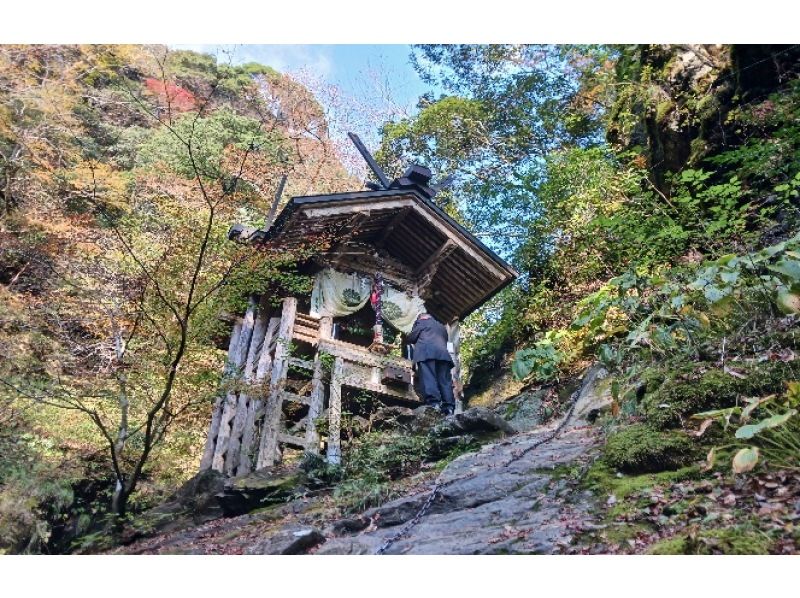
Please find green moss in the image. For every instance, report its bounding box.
[604,424,696,474]
[642,360,800,429]
[584,459,699,503]
[647,527,773,554]
[655,100,674,124]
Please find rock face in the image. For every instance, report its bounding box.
[493,389,546,431]
[431,406,516,438]
[244,527,325,555]
[217,467,305,517]
[320,422,600,554]
[128,469,227,539]
[117,365,612,555]
[571,365,612,424]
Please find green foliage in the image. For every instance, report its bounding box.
[647,527,773,555]
[604,424,697,474]
[137,108,280,179]
[695,381,800,474]
[511,331,563,382]
[331,431,432,512]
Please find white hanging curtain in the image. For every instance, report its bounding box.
[310,268,371,318]
[309,267,426,334]
[381,283,426,334]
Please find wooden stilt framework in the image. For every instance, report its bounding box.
[200,292,444,474]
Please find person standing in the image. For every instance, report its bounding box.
[406,312,456,415]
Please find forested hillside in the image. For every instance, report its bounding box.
[3,44,800,555]
[0,45,353,552]
[376,44,800,553]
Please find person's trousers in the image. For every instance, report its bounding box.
[416,359,456,410]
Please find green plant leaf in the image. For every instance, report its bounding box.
[769,259,800,282]
[735,409,797,439]
[691,406,740,420]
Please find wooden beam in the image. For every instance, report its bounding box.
[226,297,269,476]
[326,356,344,465]
[305,316,332,452]
[277,433,310,449]
[256,297,298,469]
[417,240,457,297]
[447,320,464,414]
[376,206,413,247]
[415,239,455,277]
[237,315,280,475]
[340,376,420,403]
[211,298,257,473]
[347,132,392,189]
[263,174,287,230]
[303,199,413,219]
[199,320,242,471]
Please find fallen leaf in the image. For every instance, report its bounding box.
[732,446,760,474]
[702,447,716,471]
[724,366,747,379]
[693,419,714,437]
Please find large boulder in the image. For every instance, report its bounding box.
[431,407,516,438]
[492,388,548,432]
[371,406,416,431]
[216,467,305,517]
[124,469,226,542]
[571,365,613,424]
[409,405,445,433]
[244,527,325,555]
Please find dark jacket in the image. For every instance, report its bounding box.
[407,315,453,365]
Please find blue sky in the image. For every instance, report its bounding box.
[173,44,434,113]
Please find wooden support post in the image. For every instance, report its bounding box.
[326,355,344,465]
[372,272,384,345]
[256,297,297,469]
[237,316,280,475]
[225,296,268,477]
[211,299,257,472]
[199,320,242,471]
[447,320,464,414]
[306,316,332,451]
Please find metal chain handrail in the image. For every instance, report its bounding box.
[375,385,584,555]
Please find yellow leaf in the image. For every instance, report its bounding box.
[732,447,759,474]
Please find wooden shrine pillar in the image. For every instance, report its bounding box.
[447,320,464,414]
[224,296,269,476]
[209,298,257,472]
[306,316,332,451]
[326,355,344,465]
[199,319,243,471]
[255,297,297,469]
[237,311,280,475]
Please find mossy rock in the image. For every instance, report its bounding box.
[604,424,696,474]
[217,470,305,516]
[641,359,800,429]
[647,527,772,554]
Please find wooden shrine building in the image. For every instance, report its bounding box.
[200,139,517,477]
